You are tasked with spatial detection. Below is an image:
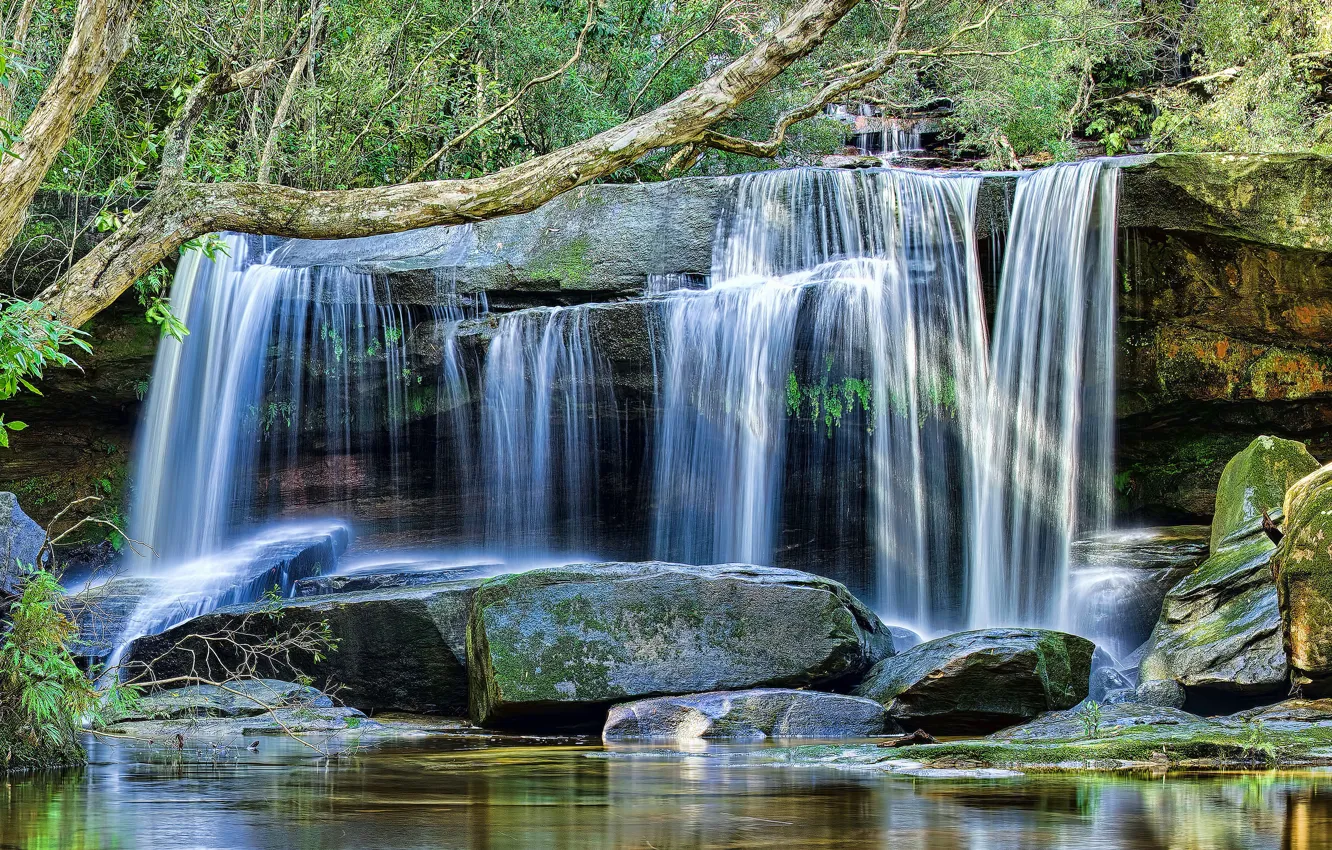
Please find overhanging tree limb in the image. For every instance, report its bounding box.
[37,0,865,327]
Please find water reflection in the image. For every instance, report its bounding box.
[3,738,1331,849]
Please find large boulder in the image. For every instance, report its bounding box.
[851,628,1095,735]
[123,578,484,715]
[466,562,894,728]
[603,689,891,741]
[0,492,45,596]
[1273,463,1332,694]
[1139,437,1319,703]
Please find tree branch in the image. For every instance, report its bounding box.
[38,0,866,328]
[160,58,284,184]
[0,0,145,257]
[257,1,325,184]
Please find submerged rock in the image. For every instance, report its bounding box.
[109,679,332,722]
[1272,463,1332,694]
[852,628,1095,735]
[0,492,45,596]
[124,578,485,715]
[603,689,892,741]
[466,562,894,728]
[1139,437,1318,703]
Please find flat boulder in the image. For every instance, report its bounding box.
[1139,437,1317,703]
[991,702,1210,741]
[603,689,892,741]
[109,679,331,722]
[1273,463,1332,694]
[123,578,485,715]
[852,628,1095,735]
[466,562,894,728]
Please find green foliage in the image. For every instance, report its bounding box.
[0,298,91,408]
[1076,700,1104,738]
[0,566,136,769]
[1240,718,1277,764]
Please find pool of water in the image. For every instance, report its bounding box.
[3,736,1331,849]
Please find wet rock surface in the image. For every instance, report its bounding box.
[69,524,352,660]
[1138,437,1319,703]
[603,689,892,741]
[852,628,1095,735]
[466,562,895,728]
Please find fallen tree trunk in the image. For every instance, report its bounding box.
[37,0,864,328]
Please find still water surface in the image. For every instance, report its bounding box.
[3,736,1331,849]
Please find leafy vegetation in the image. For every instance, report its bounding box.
[0,566,137,770]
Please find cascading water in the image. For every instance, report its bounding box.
[117,160,1121,655]
[970,161,1119,629]
[481,305,622,556]
[652,168,988,629]
[129,235,420,562]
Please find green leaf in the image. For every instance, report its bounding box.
[6,420,27,431]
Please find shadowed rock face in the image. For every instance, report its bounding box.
[0,492,45,596]
[466,562,895,729]
[1139,437,1320,705]
[123,578,484,715]
[603,689,893,740]
[852,628,1095,736]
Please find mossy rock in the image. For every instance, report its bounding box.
[851,628,1095,735]
[1137,437,1317,699]
[1274,463,1332,692]
[465,562,894,729]
[1210,435,1318,552]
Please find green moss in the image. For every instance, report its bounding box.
[1211,435,1319,551]
[530,235,594,287]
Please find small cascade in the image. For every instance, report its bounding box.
[482,306,623,556]
[970,161,1120,628]
[129,236,419,563]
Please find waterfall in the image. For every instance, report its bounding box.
[121,161,1119,643]
[481,306,621,556]
[652,168,987,628]
[970,161,1120,628]
[129,235,429,564]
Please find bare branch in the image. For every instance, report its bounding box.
[404,0,599,182]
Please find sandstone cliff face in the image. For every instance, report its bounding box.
[1115,154,1332,522]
